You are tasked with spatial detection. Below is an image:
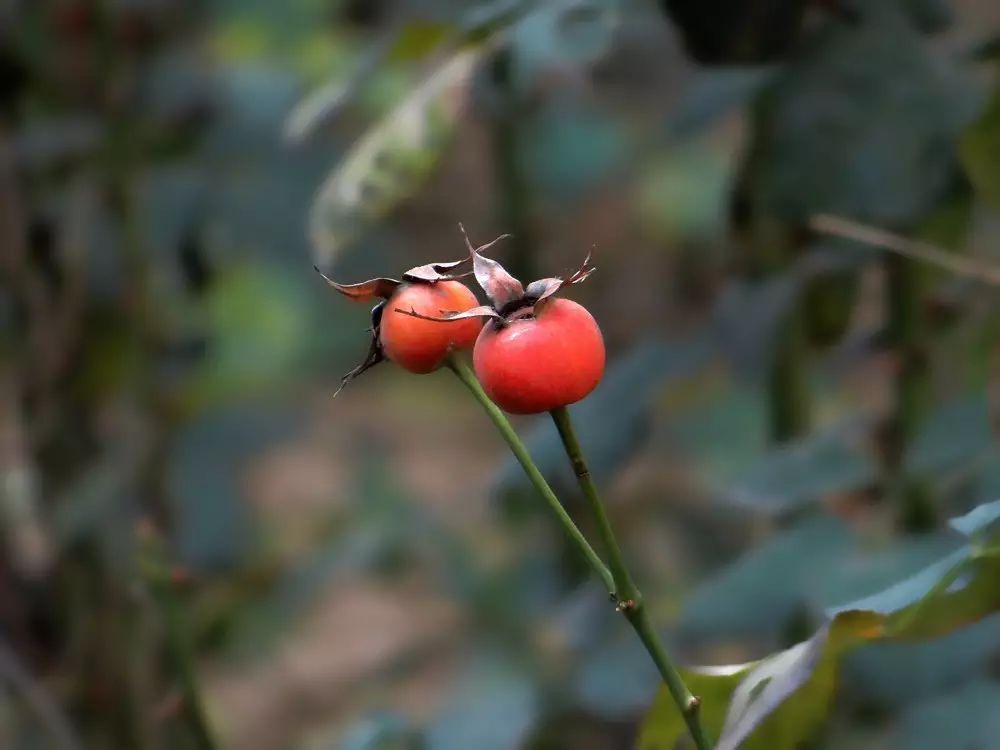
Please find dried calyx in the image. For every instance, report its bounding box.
[316,258,471,395]
[397,224,595,326]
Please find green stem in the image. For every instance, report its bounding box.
[445,357,614,592]
[549,405,712,750]
[769,310,810,442]
[143,558,218,750]
[884,254,935,531]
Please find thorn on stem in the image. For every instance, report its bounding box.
[614,598,636,613]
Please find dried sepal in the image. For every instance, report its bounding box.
[523,250,596,305]
[402,257,472,283]
[458,224,521,308]
[393,304,503,323]
[333,303,386,397]
[315,266,400,302]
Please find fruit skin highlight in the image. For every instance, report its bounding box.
[381,280,482,374]
[473,298,605,414]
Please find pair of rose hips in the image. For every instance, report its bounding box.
[321,229,605,415]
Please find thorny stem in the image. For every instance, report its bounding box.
[549,405,712,750]
[444,357,614,592]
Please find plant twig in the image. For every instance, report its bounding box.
[0,639,80,750]
[445,356,614,592]
[550,405,712,750]
[139,535,219,750]
[809,213,1000,286]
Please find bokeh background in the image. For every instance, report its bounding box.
[3,0,1000,748]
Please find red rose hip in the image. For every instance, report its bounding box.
[397,225,605,414]
[380,280,481,373]
[473,298,605,414]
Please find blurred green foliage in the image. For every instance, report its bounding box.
[2,1,1000,749]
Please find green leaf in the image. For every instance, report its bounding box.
[841,615,1000,709]
[904,395,994,476]
[723,417,876,515]
[509,0,620,89]
[738,4,978,239]
[948,499,1000,539]
[667,68,778,140]
[638,612,882,750]
[183,265,312,411]
[339,711,423,750]
[713,395,992,517]
[308,46,484,267]
[831,549,1000,641]
[424,654,538,750]
[638,663,752,750]
[714,611,884,750]
[960,88,1000,210]
[644,502,1000,750]
[891,680,1000,750]
[679,516,854,639]
[283,33,396,144]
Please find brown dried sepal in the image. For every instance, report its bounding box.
[395,225,598,329]
[316,255,470,304]
[458,224,520,308]
[402,257,472,283]
[394,304,503,324]
[333,302,386,397]
[523,250,595,308]
[316,266,400,302]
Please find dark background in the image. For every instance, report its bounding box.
[2,0,1000,748]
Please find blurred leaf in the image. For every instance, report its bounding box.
[970,34,1000,61]
[960,88,1000,211]
[228,455,429,651]
[713,274,800,381]
[424,654,538,750]
[666,68,777,139]
[167,406,300,571]
[308,46,484,267]
[739,4,979,239]
[891,680,1000,750]
[903,394,993,475]
[713,394,993,517]
[521,103,627,200]
[510,0,620,89]
[841,614,1000,709]
[338,711,423,750]
[679,516,854,639]
[284,33,396,143]
[647,499,1000,749]
[12,117,102,170]
[814,533,963,612]
[901,0,954,33]
[387,22,454,62]
[637,147,734,243]
[182,265,313,410]
[493,336,715,507]
[723,416,876,515]
[668,386,767,483]
[949,498,1000,539]
[575,629,659,718]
